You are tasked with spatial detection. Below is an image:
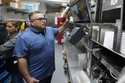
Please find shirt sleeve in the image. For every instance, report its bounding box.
[14,36,29,58]
[52,27,58,36]
[0,36,16,52]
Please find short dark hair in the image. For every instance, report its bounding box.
[29,11,43,20]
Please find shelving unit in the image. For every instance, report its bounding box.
[64,0,125,83]
[91,0,125,82]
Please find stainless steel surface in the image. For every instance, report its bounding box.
[102,0,123,11]
[64,42,90,83]
[51,45,67,83]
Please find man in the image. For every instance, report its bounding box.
[14,11,68,83]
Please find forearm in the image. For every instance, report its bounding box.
[58,19,69,33]
[18,57,31,82]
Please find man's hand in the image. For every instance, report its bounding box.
[58,17,69,33]
[27,77,39,83]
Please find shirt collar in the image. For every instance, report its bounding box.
[30,27,46,34]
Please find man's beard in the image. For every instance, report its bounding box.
[40,28,46,35]
[32,25,45,30]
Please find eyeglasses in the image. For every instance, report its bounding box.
[30,17,47,22]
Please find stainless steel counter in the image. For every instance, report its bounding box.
[64,41,90,83]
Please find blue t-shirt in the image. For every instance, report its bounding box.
[14,27,58,80]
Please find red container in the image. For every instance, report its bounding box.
[55,16,66,45]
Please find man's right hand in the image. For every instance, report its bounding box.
[27,77,39,83]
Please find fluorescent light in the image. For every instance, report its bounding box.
[20,1,40,12]
[46,0,69,3]
[61,3,67,6]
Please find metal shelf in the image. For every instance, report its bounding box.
[91,39,125,59]
[102,0,123,11]
[102,5,122,12]
[92,51,120,79]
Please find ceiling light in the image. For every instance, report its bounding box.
[61,3,68,6]
[46,0,69,3]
